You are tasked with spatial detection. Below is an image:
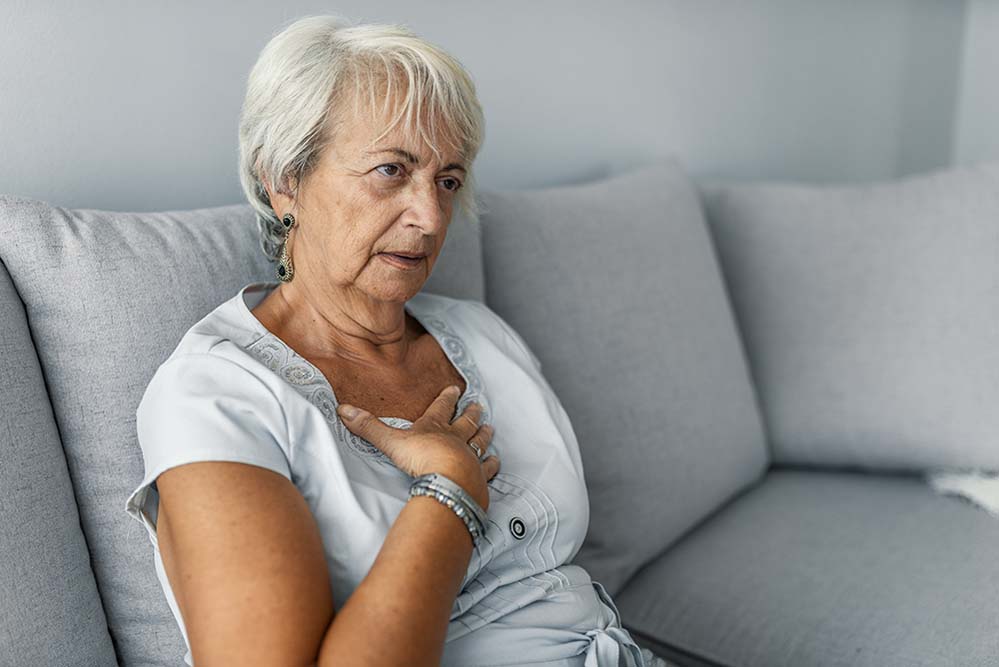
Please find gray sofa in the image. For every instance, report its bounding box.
[2,158,997,667]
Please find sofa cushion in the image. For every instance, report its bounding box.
[478,160,771,596]
[0,195,483,665]
[0,259,118,665]
[615,468,999,667]
[701,161,999,472]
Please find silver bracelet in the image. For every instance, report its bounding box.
[413,474,489,535]
[410,473,487,545]
[409,472,488,547]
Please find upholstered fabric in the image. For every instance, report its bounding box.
[614,468,999,667]
[0,195,484,665]
[8,156,999,666]
[0,259,117,666]
[701,161,999,472]
[478,161,771,596]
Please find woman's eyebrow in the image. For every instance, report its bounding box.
[365,147,467,173]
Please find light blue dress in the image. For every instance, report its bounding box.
[124,281,670,667]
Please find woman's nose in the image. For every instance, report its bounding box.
[405,180,448,232]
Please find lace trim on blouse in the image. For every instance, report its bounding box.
[243,309,492,466]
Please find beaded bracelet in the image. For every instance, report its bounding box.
[409,472,488,547]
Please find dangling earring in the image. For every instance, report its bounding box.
[276,213,296,283]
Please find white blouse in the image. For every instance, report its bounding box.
[124,281,665,667]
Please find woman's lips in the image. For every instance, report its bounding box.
[379,253,424,270]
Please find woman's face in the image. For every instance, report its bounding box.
[274,99,467,308]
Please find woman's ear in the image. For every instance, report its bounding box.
[262,174,296,219]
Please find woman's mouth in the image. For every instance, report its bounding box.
[379,253,424,270]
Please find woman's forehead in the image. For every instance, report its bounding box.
[343,116,464,167]
[337,84,464,163]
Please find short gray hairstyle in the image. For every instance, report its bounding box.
[238,14,486,262]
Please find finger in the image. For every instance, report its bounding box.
[421,385,463,426]
[468,423,493,454]
[482,455,500,480]
[451,403,484,438]
[335,404,396,452]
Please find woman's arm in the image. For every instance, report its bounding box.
[316,462,482,667]
[157,459,483,667]
[317,388,498,666]
[155,460,334,667]
[155,386,496,666]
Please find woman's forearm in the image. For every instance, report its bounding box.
[316,473,482,667]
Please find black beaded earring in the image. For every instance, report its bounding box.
[277,213,296,282]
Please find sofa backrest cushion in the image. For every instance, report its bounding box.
[478,161,771,596]
[0,195,483,665]
[701,161,999,472]
[0,259,118,665]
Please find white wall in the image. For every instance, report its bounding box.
[0,0,990,212]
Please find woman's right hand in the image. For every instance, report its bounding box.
[334,385,500,510]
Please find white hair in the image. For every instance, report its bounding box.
[238,14,486,262]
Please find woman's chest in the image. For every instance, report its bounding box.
[311,336,467,423]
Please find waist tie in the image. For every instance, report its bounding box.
[583,580,650,667]
[584,624,648,666]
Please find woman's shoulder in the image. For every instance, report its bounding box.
[410,292,543,373]
[144,315,287,421]
[409,292,506,341]
[141,343,285,422]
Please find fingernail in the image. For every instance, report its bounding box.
[450,385,461,394]
[338,404,359,419]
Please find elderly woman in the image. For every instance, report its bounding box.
[124,14,670,667]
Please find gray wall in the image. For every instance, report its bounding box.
[953,0,999,166]
[0,0,993,211]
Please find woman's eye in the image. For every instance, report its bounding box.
[375,163,403,178]
[374,164,460,191]
[440,177,463,192]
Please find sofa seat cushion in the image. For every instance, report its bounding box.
[479,160,770,596]
[614,468,999,667]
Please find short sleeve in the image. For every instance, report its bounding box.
[124,352,293,548]
[469,301,543,373]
